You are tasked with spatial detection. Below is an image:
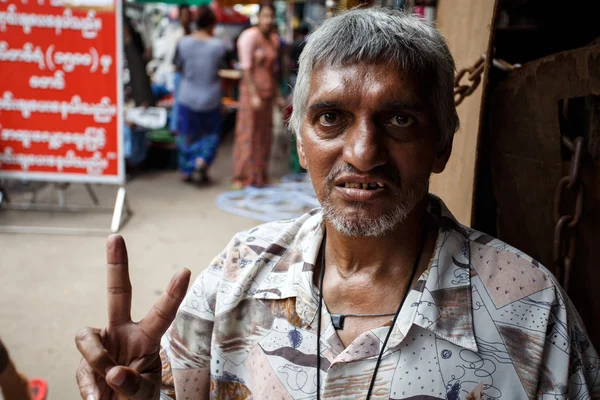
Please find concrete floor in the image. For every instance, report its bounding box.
[0,133,291,399]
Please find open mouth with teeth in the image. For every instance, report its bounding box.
[338,182,386,190]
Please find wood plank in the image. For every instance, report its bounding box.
[488,47,600,349]
[430,0,497,225]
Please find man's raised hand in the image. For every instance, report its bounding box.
[75,235,191,399]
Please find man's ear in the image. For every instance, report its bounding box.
[296,136,307,169]
[432,140,453,174]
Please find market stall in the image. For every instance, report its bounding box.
[130,0,251,169]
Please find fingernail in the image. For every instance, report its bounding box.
[87,395,96,400]
[110,368,126,386]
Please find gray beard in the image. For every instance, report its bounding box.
[321,182,428,237]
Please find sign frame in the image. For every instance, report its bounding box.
[0,0,125,185]
[0,0,131,235]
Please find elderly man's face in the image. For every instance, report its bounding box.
[298,62,450,236]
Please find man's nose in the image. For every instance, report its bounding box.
[342,118,388,172]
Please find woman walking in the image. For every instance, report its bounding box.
[168,4,192,136]
[175,6,226,183]
[232,3,285,189]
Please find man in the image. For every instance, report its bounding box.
[167,4,193,135]
[75,7,600,399]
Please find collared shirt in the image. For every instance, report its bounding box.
[160,196,600,399]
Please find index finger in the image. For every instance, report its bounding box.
[140,269,191,341]
[107,234,132,326]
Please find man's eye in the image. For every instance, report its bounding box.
[318,112,339,126]
[389,115,415,127]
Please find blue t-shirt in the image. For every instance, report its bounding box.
[176,36,225,112]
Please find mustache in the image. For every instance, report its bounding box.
[326,163,401,186]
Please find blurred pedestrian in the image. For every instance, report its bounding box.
[123,14,155,171]
[175,5,226,183]
[231,3,286,189]
[176,5,193,44]
[123,15,154,109]
[168,4,193,135]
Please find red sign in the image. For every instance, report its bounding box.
[0,0,123,184]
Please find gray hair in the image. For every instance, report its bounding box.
[289,7,459,151]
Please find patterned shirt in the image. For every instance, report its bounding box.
[161,196,600,399]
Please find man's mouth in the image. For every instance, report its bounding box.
[337,182,387,190]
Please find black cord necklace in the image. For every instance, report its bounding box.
[315,229,428,400]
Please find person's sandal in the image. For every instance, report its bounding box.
[181,174,192,183]
[229,181,244,190]
[192,165,207,185]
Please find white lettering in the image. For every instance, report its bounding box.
[0,147,109,175]
[0,125,106,151]
[54,50,92,72]
[0,5,103,39]
[99,54,112,74]
[0,41,45,69]
[0,43,111,74]
[0,92,117,123]
[29,71,65,90]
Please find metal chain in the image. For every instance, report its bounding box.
[455,55,586,293]
[455,55,586,292]
[553,133,585,293]
[454,54,520,106]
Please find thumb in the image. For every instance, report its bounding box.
[106,366,158,399]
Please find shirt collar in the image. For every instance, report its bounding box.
[251,210,324,324]
[252,195,477,352]
[409,196,477,351]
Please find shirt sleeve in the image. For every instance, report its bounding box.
[535,286,600,398]
[237,29,255,70]
[160,241,232,398]
[159,343,176,399]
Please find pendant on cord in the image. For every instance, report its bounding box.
[330,312,398,330]
[331,314,345,330]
